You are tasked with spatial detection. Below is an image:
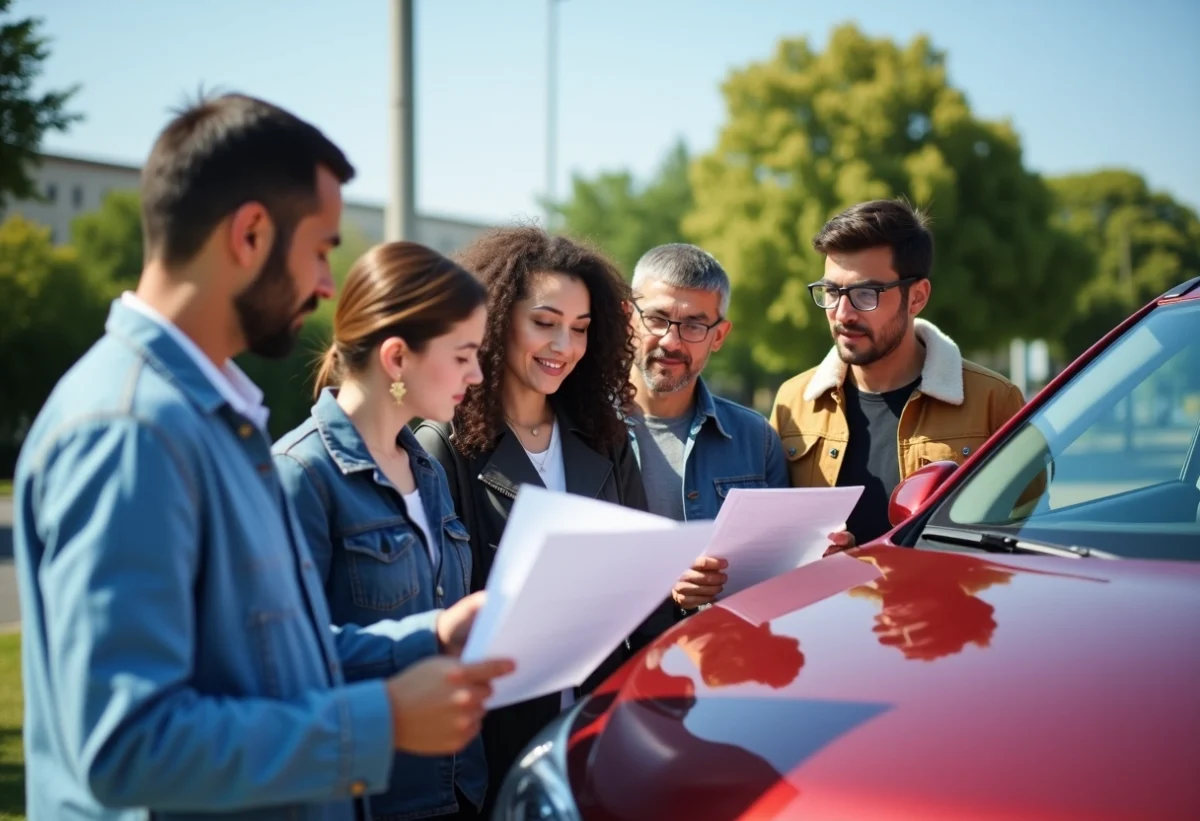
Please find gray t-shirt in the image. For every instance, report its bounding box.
[631,412,692,521]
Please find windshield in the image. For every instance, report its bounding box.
[925,298,1200,561]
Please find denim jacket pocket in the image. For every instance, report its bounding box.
[343,528,420,612]
[713,475,769,499]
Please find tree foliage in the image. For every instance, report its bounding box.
[0,0,81,209]
[1049,170,1200,357]
[0,215,108,471]
[71,189,143,295]
[553,139,694,277]
[684,23,1090,377]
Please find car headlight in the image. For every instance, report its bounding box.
[490,699,585,821]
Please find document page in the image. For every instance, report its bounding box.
[462,485,716,708]
[705,486,864,599]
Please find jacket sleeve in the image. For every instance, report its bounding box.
[29,418,394,810]
[763,421,789,488]
[273,451,441,681]
[273,452,334,587]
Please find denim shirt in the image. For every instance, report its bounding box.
[12,301,442,821]
[627,378,789,521]
[272,388,483,820]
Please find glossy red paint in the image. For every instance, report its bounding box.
[568,548,1200,820]
[887,460,958,528]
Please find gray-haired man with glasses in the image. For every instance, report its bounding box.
[770,199,1026,546]
[626,243,789,614]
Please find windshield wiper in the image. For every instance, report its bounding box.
[920,525,1119,559]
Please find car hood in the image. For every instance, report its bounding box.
[567,547,1200,821]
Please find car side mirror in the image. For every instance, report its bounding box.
[888,460,959,528]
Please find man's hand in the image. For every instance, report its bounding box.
[386,656,515,755]
[823,528,856,556]
[436,591,486,657]
[671,556,729,610]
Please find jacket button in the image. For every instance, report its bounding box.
[962,447,971,456]
[349,780,366,797]
[686,491,699,500]
[237,423,254,439]
[436,585,444,597]
[830,448,839,458]
[787,447,797,456]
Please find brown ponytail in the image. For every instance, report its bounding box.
[311,241,487,399]
[312,345,341,400]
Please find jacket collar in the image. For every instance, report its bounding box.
[479,403,613,499]
[312,387,429,475]
[105,299,231,419]
[621,377,733,440]
[802,318,965,406]
[692,377,732,439]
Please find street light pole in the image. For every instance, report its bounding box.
[545,0,560,231]
[387,0,416,242]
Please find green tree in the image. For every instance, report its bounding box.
[71,188,143,295]
[1049,170,1200,357]
[685,23,1089,383]
[0,215,108,472]
[0,0,82,209]
[554,139,694,275]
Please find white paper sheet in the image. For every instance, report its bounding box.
[462,485,716,708]
[703,486,864,599]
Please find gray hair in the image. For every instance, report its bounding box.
[631,243,731,317]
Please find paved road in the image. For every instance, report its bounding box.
[1,495,17,627]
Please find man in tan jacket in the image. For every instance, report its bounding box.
[770,199,1027,547]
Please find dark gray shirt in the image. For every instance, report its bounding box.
[630,412,692,521]
[838,376,921,543]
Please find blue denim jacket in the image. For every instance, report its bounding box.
[13,301,441,821]
[627,378,789,520]
[272,389,484,820]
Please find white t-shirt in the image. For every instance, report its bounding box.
[522,422,576,710]
[521,419,565,493]
[401,488,437,566]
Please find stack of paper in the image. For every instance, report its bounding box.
[462,483,863,708]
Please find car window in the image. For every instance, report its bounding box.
[924,299,1200,561]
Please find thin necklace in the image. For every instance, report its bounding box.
[506,410,553,438]
[524,422,554,472]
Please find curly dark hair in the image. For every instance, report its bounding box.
[450,225,636,457]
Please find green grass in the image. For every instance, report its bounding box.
[0,480,11,498]
[0,633,23,819]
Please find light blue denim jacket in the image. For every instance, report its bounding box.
[272,389,484,820]
[13,301,440,821]
[627,377,790,520]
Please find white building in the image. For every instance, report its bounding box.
[4,152,492,256]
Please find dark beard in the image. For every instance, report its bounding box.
[834,296,909,367]
[234,232,311,360]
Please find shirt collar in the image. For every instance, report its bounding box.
[119,292,270,430]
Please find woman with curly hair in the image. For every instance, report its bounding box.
[414,225,659,809]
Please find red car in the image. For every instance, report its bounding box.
[490,276,1200,820]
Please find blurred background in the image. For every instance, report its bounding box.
[2,0,1198,478]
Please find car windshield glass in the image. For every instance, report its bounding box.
[925,299,1200,561]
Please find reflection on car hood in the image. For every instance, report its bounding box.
[568,548,1200,821]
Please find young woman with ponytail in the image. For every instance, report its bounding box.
[272,241,492,821]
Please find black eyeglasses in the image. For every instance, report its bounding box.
[808,277,921,312]
[632,302,723,343]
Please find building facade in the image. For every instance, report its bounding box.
[4,152,492,256]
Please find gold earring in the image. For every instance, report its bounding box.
[389,378,407,405]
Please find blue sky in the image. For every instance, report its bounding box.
[21,0,1200,225]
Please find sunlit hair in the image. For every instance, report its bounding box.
[450,225,636,456]
[313,241,486,398]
